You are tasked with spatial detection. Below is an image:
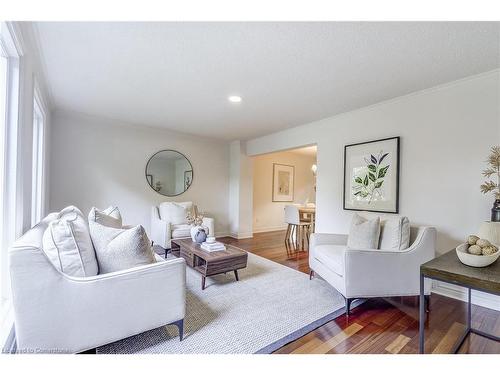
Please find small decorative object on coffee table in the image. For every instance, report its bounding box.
[171,238,248,290]
[186,209,207,243]
[480,145,500,222]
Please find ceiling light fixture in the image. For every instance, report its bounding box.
[228,95,242,103]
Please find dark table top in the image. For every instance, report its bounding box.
[421,249,500,295]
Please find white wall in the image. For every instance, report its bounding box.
[252,150,316,232]
[228,140,253,238]
[49,109,230,236]
[246,70,500,310]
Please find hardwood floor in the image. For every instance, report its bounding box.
[219,230,500,354]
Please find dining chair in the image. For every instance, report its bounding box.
[284,205,312,249]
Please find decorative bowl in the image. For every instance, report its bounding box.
[455,243,500,267]
[206,236,216,244]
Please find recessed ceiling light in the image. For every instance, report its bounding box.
[228,95,242,103]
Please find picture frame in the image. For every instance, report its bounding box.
[272,163,295,202]
[184,170,193,190]
[343,136,400,213]
[146,174,153,187]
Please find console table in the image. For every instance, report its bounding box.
[419,249,500,353]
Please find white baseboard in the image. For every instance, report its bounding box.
[229,232,253,239]
[252,225,288,234]
[431,280,500,311]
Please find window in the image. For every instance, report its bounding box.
[0,40,8,310]
[31,92,45,226]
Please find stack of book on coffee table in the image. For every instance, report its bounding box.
[200,241,226,252]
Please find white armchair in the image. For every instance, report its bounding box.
[309,226,436,315]
[151,201,215,249]
[9,212,186,354]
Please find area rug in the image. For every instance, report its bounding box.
[97,252,346,354]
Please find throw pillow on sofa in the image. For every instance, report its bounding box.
[88,206,122,228]
[89,222,156,273]
[159,202,193,225]
[355,211,411,250]
[42,205,98,277]
[347,213,381,249]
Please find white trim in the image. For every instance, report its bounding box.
[229,232,253,239]
[252,225,288,233]
[431,280,500,312]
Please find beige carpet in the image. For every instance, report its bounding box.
[97,252,345,354]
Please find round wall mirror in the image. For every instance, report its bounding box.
[145,150,193,196]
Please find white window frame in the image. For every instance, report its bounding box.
[0,21,22,346]
[31,85,46,226]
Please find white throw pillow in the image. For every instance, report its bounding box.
[88,206,122,228]
[42,206,98,277]
[89,222,156,274]
[347,213,381,249]
[159,202,192,225]
[355,212,411,250]
[379,216,410,251]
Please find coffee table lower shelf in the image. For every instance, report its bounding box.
[171,238,248,290]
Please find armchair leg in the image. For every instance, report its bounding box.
[172,319,184,341]
[309,270,314,280]
[345,298,353,316]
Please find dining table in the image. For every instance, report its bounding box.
[298,206,316,233]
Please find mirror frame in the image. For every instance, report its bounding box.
[145,149,194,197]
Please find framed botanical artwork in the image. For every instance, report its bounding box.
[343,136,400,213]
[272,163,295,202]
[184,170,193,190]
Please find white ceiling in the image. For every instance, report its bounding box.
[33,22,500,141]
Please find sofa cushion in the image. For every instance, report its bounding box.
[88,206,122,228]
[159,202,193,225]
[171,224,192,238]
[356,211,410,250]
[89,222,156,274]
[314,244,346,276]
[42,206,98,277]
[379,216,410,251]
[347,213,380,249]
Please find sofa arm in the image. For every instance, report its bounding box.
[15,257,186,353]
[202,217,215,237]
[151,206,171,248]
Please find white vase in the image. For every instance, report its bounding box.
[190,226,201,242]
[478,221,500,246]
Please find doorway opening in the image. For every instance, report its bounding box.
[251,145,317,252]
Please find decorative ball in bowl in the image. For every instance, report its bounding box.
[456,235,500,267]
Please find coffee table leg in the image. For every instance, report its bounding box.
[202,276,206,290]
[234,269,239,281]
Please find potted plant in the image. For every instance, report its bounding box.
[480,145,500,222]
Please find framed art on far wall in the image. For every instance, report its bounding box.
[343,136,400,213]
[272,163,295,202]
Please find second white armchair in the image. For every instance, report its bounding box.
[151,201,215,249]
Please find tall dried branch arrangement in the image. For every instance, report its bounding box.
[481,145,500,200]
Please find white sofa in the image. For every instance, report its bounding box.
[309,225,436,315]
[151,201,215,249]
[9,211,186,354]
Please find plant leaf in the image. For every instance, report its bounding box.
[368,172,376,182]
[367,164,377,173]
[353,191,361,196]
[371,155,377,164]
[378,165,390,178]
[354,177,363,184]
[375,181,383,188]
[363,175,368,186]
[379,152,389,164]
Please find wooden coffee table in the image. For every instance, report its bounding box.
[170,238,248,290]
